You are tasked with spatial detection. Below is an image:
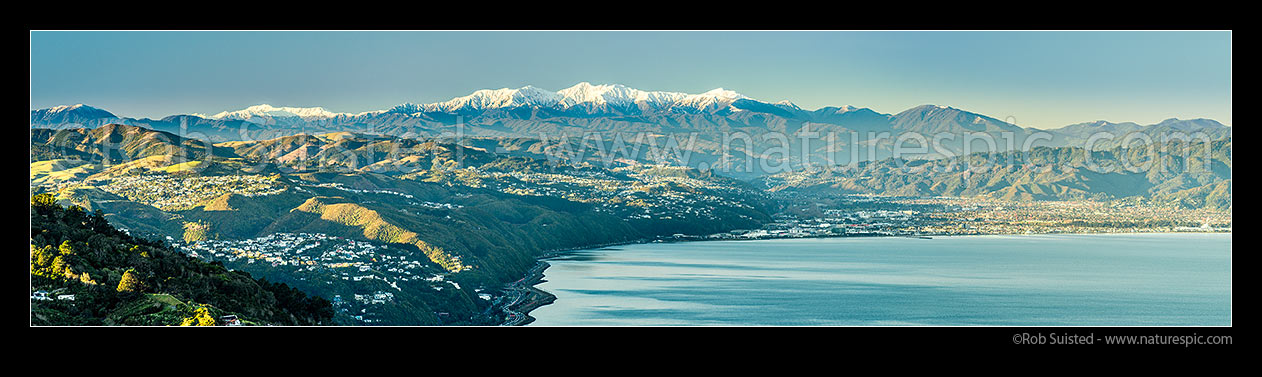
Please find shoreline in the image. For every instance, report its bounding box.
[498,229,1231,326]
[498,260,553,326]
[495,239,649,325]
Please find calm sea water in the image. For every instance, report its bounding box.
[528,233,1231,326]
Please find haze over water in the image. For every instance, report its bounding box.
[529,233,1231,326]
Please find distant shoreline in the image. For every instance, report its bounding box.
[503,229,1231,326]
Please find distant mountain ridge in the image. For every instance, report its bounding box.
[191,104,371,121]
[760,138,1232,211]
[32,83,1230,176]
[891,105,1026,134]
[32,83,1230,133]
[31,104,120,125]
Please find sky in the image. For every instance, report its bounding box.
[30,30,1231,129]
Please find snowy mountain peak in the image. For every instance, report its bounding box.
[37,103,111,114]
[556,82,686,108]
[424,85,562,112]
[196,104,353,120]
[674,88,748,111]
[701,88,746,99]
[46,104,87,112]
[838,105,858,112]
[31,104,116,120]
[771,100,803,112]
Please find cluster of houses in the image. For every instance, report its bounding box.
[181,233,444,286]
[347,291,396,305]
[179,232,471,324]
[30,290,75,302]
[179,233,422,272]
[307,182,465,210]
[99,174,286,210]
[704,207,926,240]
[331,292,397,324]
[895,197,1233,235]
[310,182,414,199]
[478,165,759,222]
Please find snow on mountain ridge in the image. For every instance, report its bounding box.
[422,85,562,112]
[556,82,686,108]
[674,88,748,111]
[45,104,90,112]
[197,104,356,120]
[419,82,753,113]
[173,83,766,119]
[31,104,117,119]
[774,100,803,110]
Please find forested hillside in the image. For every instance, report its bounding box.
[30,194,333,326]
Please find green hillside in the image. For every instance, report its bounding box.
[30,194,333,326]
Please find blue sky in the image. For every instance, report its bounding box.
[30,31,1231,129]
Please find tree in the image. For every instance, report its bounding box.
[58,240,76,256]
[31,244,55,269]
[180,306,217,326]
[117,269,146,293]
[32,193,57,208]
[51,255,70,277]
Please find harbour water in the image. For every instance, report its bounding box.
[528,233,1231,326]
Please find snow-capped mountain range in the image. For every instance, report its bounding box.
[32,82,1229,148]
[190,104,370,120]
[386,82,758,115]
[30,83,1231,177]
